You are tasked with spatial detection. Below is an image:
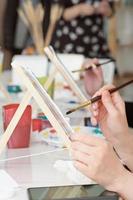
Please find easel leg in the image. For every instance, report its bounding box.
[0,91,32,155]
[44,67,57,90]
[0,82,12,102]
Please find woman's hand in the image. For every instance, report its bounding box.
[83,58,104,96]
[91,85,133,171]
[80,3,95,16]
[71,133,130,194]
[63,3,95,21]
[97,0,113,17]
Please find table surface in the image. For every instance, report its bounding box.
[0,140,94,200]
[0,70,130,200]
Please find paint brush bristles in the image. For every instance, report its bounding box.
[66,79,133,115]
[72,58,115,73]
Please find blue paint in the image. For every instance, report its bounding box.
[93,128,103,135]
[7,85,22,93]
[38,115,48,120]
[68,100,77,104]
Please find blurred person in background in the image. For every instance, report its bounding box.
[0,0,7,48]
[2,0,49,70]
[51,0,115,58]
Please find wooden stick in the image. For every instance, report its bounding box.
[0,91,32,155]
[13,64,72,148]
[43,4,63,88]
[66,79,133,115]
[44,4,63,47]
[0,82,12,102]
[44,46,87,103]
[18,9,29,27]
[44,67,56,90]
[44,24,56,47]
[19,1,44,54]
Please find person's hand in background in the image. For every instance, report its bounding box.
[71,133,133,200]
[80,3,95,16]
[83,58,104,96]
[63,3,95,21]
[97,0,113,17]
[91,85,133,171]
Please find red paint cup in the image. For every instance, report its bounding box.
[32,119,42,132]
[32,118,52,132]
[41,119,52,130]
[3,104,32,148]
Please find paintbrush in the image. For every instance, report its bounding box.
[66,79,133,115]
[72,58,115,73]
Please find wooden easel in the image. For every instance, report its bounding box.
[44,46,87,103]
[0,82,12,102]
[0,63,73,155]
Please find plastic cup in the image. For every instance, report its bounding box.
[3,104,32,148]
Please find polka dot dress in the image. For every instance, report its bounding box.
[51,0,113,58]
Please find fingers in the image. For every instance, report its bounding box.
[91,116,98,126]
[83,58,103,81]
[74,160,88,172]
[92,84,115,97]
[92,66,102,79]
[91,85,125,114]
[92,58,99,64]
[101,90,117,114]
[74,160,91,178]
[71,136,100,168]
[72,149,90,165]
[94,85,123,106]
[70,133,104,146]
[90,99,102,125]
[72,141,94,155]
[82,58,99,69]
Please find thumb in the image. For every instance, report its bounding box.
[102,90,117,114]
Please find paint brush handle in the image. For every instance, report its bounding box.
[66,79,133,115]
[90,79,133,104]
[72,58,115,73]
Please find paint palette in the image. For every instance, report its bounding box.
[40,127,65,147]
[40,126,103,147]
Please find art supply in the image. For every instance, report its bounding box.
[32,119,42,132]
[0,82,12,102]
[68,100,77,104]
[0,91,32,155]
[40,128,65,148]
[37,114,52,129]
[18,1,44,54]
[44,4,63,47]
[66,79,133,115]
[44,46,88,102]
[72,58,115,73]
[3,104,32,148]
[7,85,22,93]
[11,62,74,148]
